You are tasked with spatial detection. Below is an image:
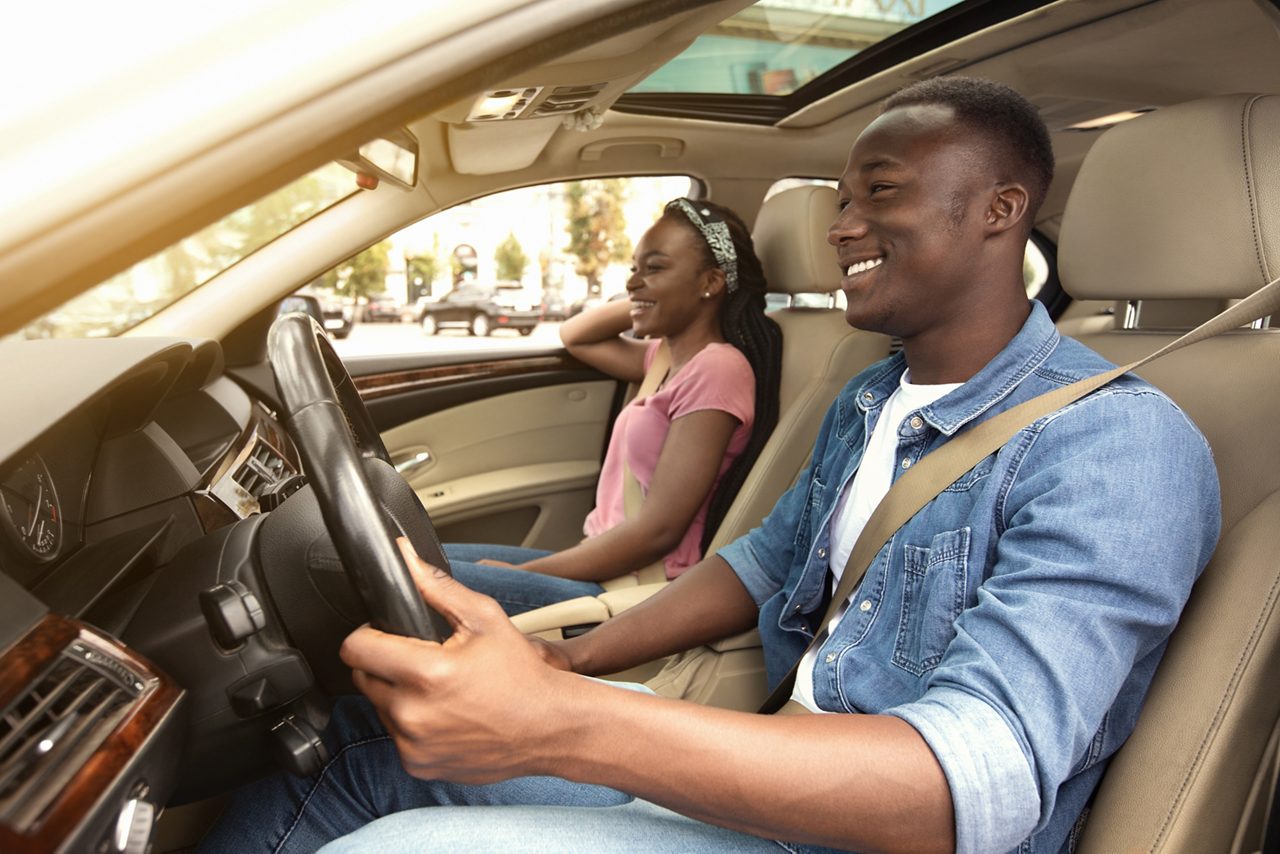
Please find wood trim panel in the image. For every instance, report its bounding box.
[0,616,79,711]
[0,614,184,854]
[354,354,591,401]
[192,492,239,533]
[196,403,300,533]
[201,403,299,491]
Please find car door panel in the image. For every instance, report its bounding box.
[353,354,616,550]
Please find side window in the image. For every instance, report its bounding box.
[304,176,696,357]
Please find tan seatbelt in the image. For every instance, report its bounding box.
[763,277,1280,715]
[608,342,671,589]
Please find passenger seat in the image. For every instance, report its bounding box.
[511,185,891,637]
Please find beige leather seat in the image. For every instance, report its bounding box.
[511,185,891,637]
[1055,94,1280,853]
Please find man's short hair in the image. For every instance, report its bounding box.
[883,77,1055,219]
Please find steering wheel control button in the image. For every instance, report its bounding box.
[200,580,267,649]
[271,715,331,777]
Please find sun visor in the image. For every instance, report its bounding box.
[447,117,562,175]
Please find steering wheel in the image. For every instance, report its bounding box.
[267,312,452,642]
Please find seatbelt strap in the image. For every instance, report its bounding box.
[621,342,671,586]
[761,277,1280,714]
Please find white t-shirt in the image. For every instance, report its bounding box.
[792,370,961,713]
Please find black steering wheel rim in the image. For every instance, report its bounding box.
[267,312,449,641]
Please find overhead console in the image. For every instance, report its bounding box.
[435,0,753,174]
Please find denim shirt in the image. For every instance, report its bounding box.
[718,302,1220,854]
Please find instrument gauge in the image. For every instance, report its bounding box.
[0,454,63,561]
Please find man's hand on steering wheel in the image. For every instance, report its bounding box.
[341,538,581,783]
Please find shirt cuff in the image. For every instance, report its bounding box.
[717,538,776,607]
[886,687,1040,854]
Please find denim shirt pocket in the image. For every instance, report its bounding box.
[892,527,971,676]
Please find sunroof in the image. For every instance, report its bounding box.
[615,0,1051,124]
[630,0,968,98]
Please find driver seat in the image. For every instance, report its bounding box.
[1055,93,1280,852]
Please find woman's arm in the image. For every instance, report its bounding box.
[559,298,648,382]
[518,407,739,581]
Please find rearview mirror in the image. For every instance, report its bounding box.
[340,128,418,190]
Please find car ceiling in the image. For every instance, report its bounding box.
[7,0,1280,341]
[407,0,1280,242]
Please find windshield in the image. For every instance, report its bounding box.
[20,162,357,339]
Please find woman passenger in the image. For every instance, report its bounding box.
[444,198,782,615]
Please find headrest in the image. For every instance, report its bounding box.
[752,184,843,295]
[1060,94,1280,300]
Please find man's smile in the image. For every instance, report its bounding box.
[841,255,885,289]
[844,257,884,277]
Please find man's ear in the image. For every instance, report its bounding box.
[984,183,1030,236]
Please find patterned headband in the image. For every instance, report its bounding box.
[665,198,739,293]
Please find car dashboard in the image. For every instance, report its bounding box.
[0,335,300,853]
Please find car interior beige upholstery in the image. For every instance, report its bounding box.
[1056,94,1280,853]
[511,185,892,644]
[381,381,616,549]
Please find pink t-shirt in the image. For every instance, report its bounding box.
[583,340,755,578]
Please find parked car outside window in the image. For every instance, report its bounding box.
[363,293,403,322]
[277,294,326,328]
[417,281,541,336]
[318,293,356,339]
[540,295,568,321]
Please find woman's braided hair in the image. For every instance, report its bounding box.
[663,199,783,554]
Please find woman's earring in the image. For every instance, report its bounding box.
[703,291,711,298]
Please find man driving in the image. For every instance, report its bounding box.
[202,77,1219,854]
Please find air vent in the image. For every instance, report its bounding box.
[231,439,294,499]
[0,640,144,831]
[210,433,297,518]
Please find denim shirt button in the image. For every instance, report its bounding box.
[901,458,913,469]
[816,547,827,559]
[825,652,837,664]
[909,415,924,430]
[862,391,874,402]
[859,599,872,612]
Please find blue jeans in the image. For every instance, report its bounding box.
[200,694,789,853]
[443,543,606,616]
